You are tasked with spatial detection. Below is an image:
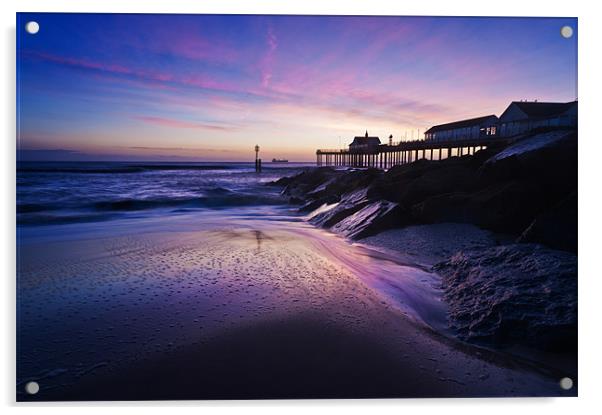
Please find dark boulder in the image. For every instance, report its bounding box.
[518,192,577,253]
[412,180,549,234]
[330,201,405,239]
[299,195,340,213]
[312,168,382,201]
[480,131,577,188]
[369,158,479,205]
[434,244,577,352]
[281,168,342,200]
[310,188,371,229]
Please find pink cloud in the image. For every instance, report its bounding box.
[30,51,134,75]
[24,50,248,96]
[261,26,278,88]
[25,50,174,83]
[22,45,457,134]
[133,116,235,131]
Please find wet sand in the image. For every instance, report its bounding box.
[359,223,505,268]
[17,214,574,400]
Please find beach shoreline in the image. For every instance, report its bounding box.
[17,210,575,401]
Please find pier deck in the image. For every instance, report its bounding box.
[316,136,515,168]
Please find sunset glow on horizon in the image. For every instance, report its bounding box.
[17,14,577,162]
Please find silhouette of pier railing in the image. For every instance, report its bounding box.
[316,136,516,168]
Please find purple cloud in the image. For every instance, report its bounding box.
[133,116,236,131]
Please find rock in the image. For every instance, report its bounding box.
[288,196,304,205]
[310,188,371,229]
[266,175,296,187]
[408,131,576,238]
[369,158,480,206]
[330,201,404,239]
[271,130,576,252]
[307,168,382,201]
[434,244,577,352]
[361,223,502,267]
[484,130,573,166]
[282,167,342,200]
[518,192,577,253]
[299,195,340,213]
[480,131,577,187]
[412,180,548,234]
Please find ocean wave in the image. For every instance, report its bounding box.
[132,164,236,171]
[17,212,118,226]
[91,193,285,212]
[17,163,301,226]
[92,198,192,211]
[18,191,287,225]
[17,203,60,213]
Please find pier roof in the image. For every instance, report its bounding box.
[349,136,381,146]
[424,115,498,134]
[349,130,381,147]
[505,101,577,119]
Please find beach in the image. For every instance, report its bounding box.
[18,210,572,400]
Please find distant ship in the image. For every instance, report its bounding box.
[271,158,289,163]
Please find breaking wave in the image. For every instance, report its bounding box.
[17,162,308,226]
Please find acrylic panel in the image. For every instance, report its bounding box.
[16,13,578,401]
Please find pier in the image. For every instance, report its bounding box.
[316,100,577,169]
[316,136,514,168]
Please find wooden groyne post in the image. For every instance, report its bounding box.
[255,144,262,172]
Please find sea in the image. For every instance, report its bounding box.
[17,161,313,227]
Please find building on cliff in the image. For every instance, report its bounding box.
[424,115,499,142]
[423,100,577,142]
[497,101,577,137]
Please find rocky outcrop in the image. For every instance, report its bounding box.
[277,167,345,201]
[310,188,371,228]
[434,244,577,352]
[330,201,403,239]
[411,180,548,235]
[275,130,577,252]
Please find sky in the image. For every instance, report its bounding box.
[17,14,577,162]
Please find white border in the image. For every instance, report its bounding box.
[2,0,601,413]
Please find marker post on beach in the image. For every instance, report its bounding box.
[255,145,262,172]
